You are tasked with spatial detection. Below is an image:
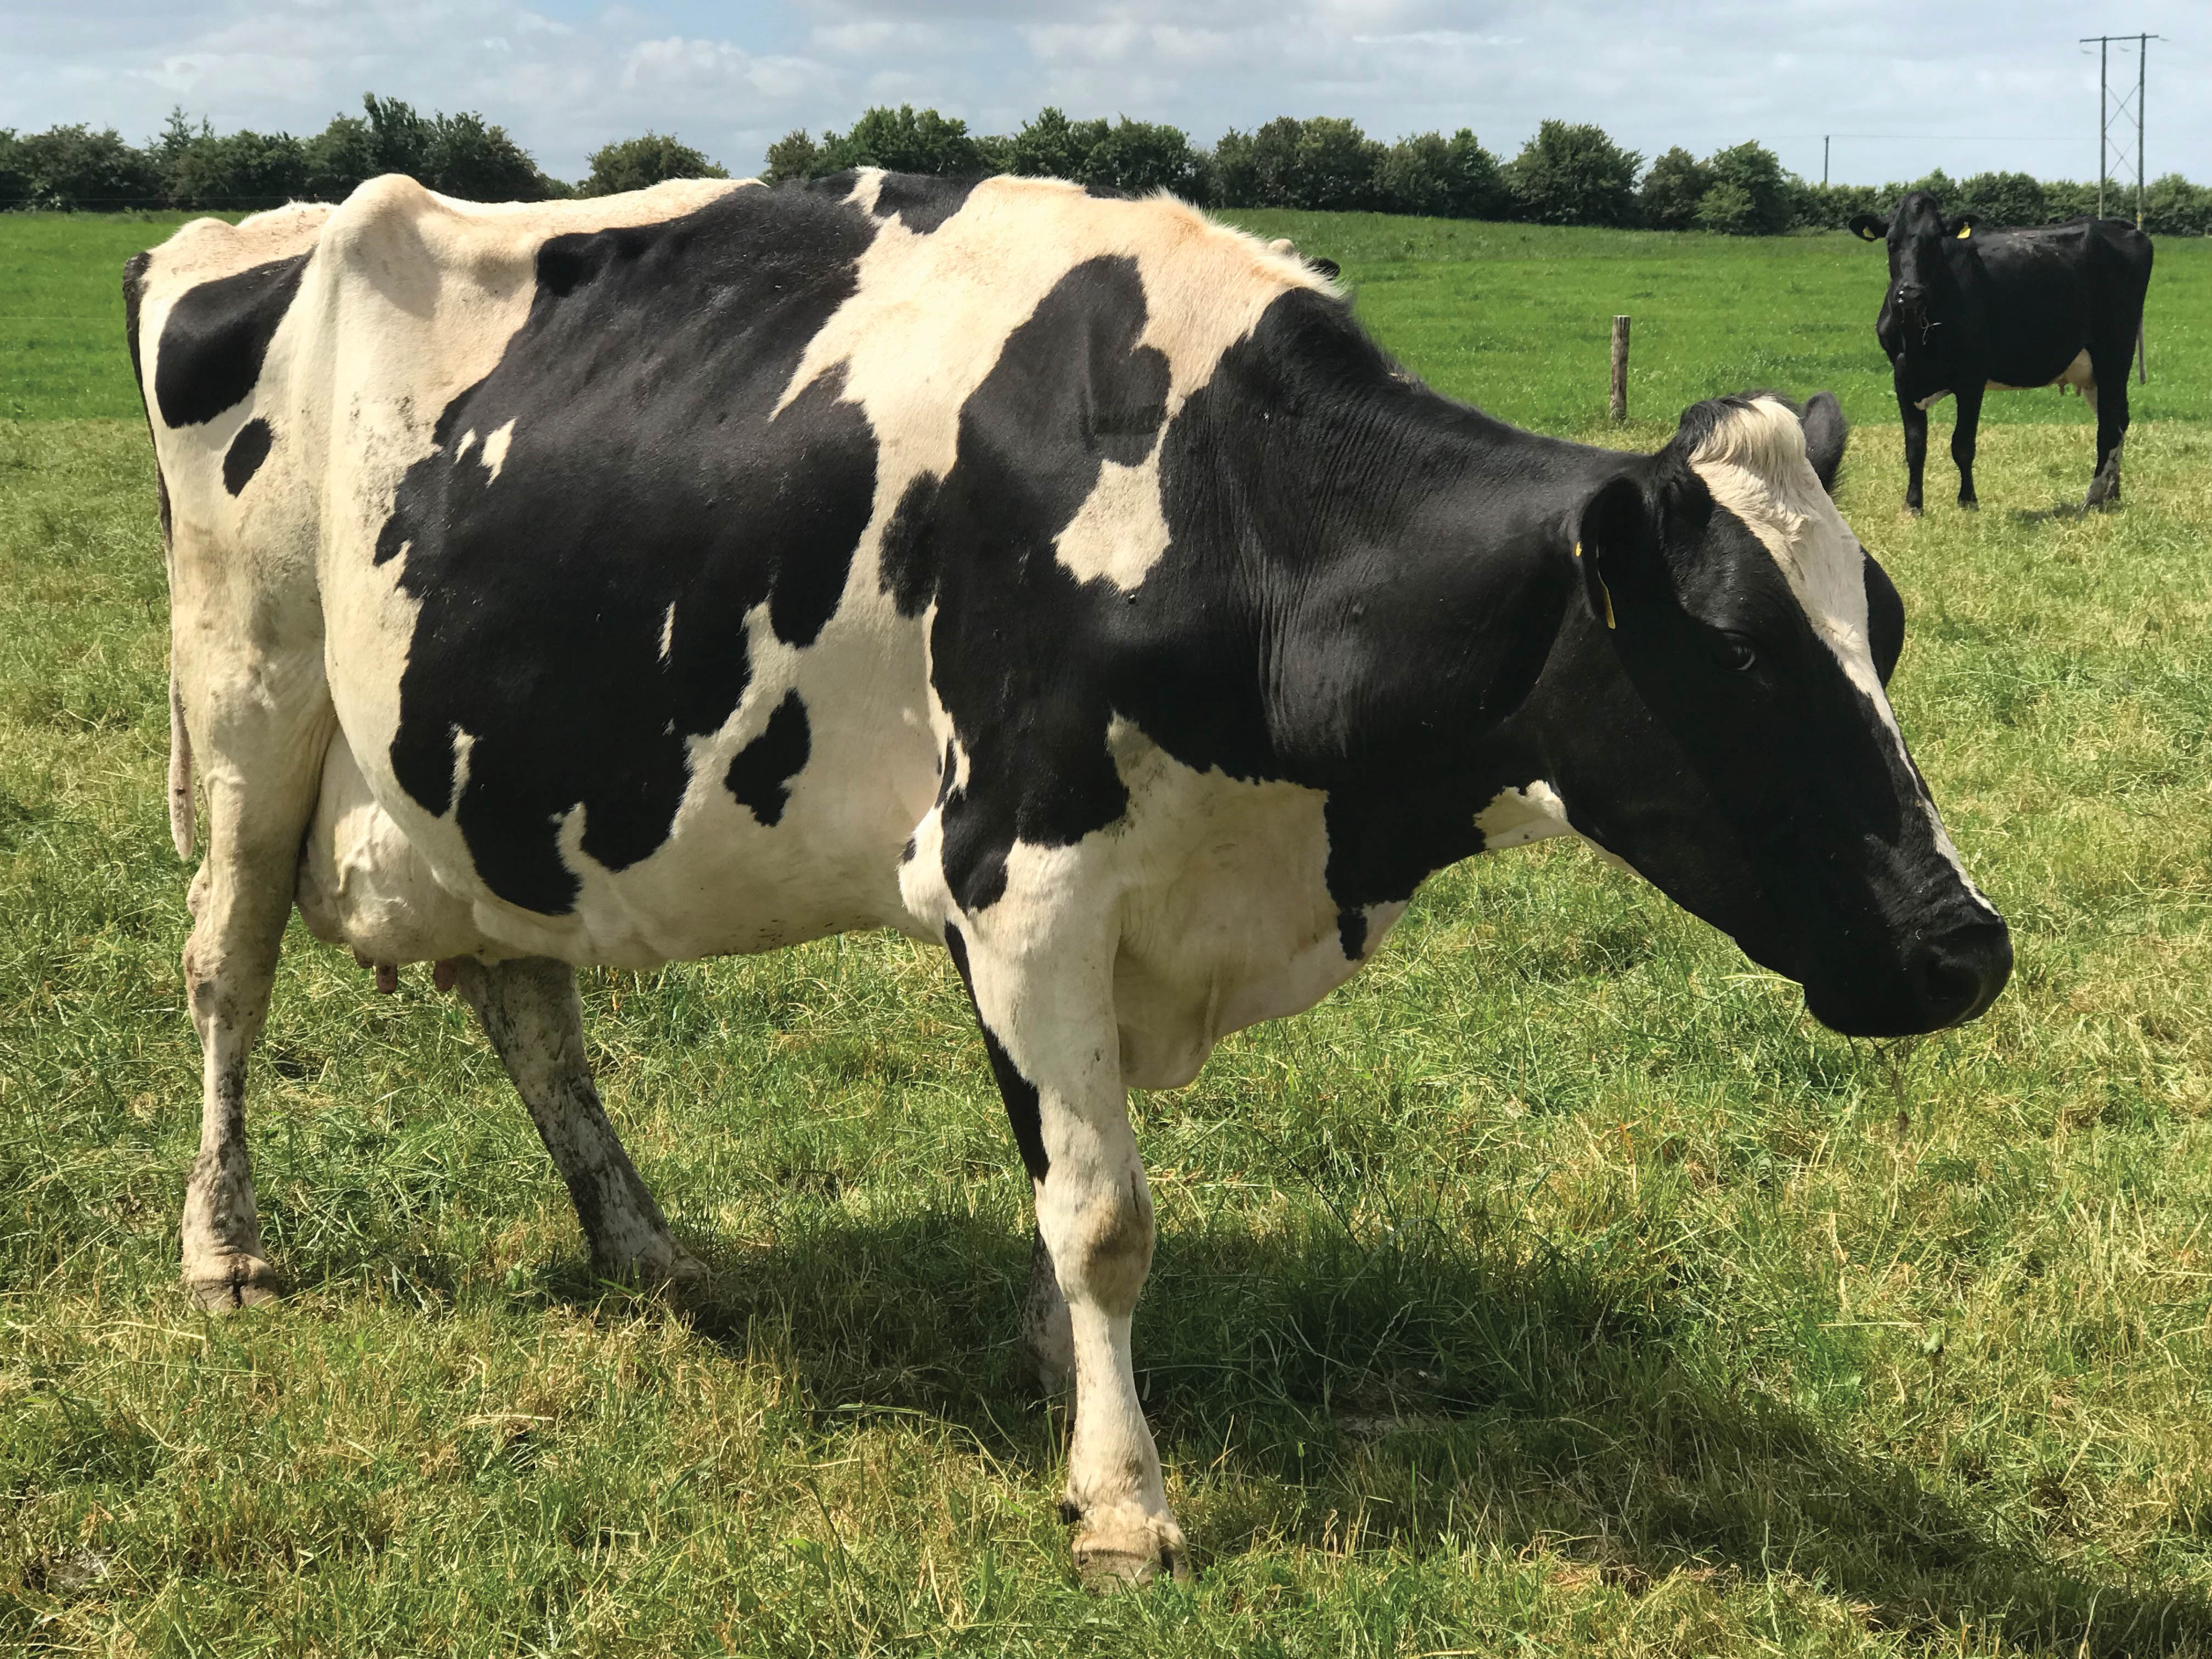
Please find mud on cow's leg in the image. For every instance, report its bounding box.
[2082,353,2128,509]
[452,958,704,1290]
[944,921,1187,1587]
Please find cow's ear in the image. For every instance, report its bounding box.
[1864,551,1904,686]
[1576,474,1655,631]
[1949,213,1979,239]
[1848,213,1887,242]
[1801,391,1847,494]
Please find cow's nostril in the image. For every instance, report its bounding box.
[1911,919,2012,1028]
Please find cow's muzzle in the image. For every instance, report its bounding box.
[1894,286,1942,344]
[1807,916,2012,1038]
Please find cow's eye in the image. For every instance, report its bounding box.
[1717,634,1757,673]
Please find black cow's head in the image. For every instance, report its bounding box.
[1851,191,1977,346]
[1543,392,2009,1037]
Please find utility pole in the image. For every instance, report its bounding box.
[1822,136,1830,188]
[2080,32,2162,225]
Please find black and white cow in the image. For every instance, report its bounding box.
[1850,192,2154,511]
[129,170,2010,1585]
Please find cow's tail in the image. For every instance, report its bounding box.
[168,669,194,860]
[127,247,195,862]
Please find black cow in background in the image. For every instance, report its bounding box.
[1850,191,2153,511]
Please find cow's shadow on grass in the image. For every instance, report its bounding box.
[586,1200,2212,1657]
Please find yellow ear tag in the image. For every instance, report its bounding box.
[1956,224,1971,238]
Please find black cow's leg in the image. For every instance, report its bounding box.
[1898,386,1928,513]
[454,957,704,1289]
[2083,349,2129,508]
[1950,385,1983,510]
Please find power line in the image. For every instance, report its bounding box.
[2080,32,2162,225]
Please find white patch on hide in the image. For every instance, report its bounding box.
[1056,448,1171,589]
[844,170,885,217]
[479,419,515,483]
[1474,781,1574,850]
[659,602,676,662]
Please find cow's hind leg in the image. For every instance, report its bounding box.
[178,681,331,1309]
[453,958,704,1290]
[2081,356,2128,509]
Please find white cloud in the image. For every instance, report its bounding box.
[0,0,2202,184]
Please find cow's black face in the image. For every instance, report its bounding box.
[1550,393,2009,1037]
[1876,191,1973,348]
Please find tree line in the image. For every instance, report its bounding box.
[0,100,723,212]
[5,97,2208,236]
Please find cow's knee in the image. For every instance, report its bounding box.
[1043,1170,1154,1318]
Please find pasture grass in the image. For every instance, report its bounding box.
[2,211,2211,1654]
[1227,211,2212,433]
[6,205,2208,432]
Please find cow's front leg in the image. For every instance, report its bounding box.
[944,922,1186,1586]
[1024,1214,1076,1393]
[453,958,704,1290]
[1949,385,1983,509]
[1897,383,1929,513]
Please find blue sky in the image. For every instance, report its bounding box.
[4,0,2204,190]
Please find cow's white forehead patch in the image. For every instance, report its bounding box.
[1686,397,1866,671]
[1688,397,1994,911]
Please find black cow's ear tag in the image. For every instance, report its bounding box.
[1956,224,1971,239]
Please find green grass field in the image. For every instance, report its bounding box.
[2,208,2209,1656]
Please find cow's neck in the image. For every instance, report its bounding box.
[1199,338,1633,904]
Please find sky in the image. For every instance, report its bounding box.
[3,0,2204,191]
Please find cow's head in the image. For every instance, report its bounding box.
[1547,392,2009,1037]
[1850,191,1976,346]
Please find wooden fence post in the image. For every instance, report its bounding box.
[2137,320,2148,384]
[1610,315,1630,422]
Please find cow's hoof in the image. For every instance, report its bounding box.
[660,1247,710,1295]
[1070,1505,1189,1589]
[1957,497,1978,511]
[183,1254,281,1311]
